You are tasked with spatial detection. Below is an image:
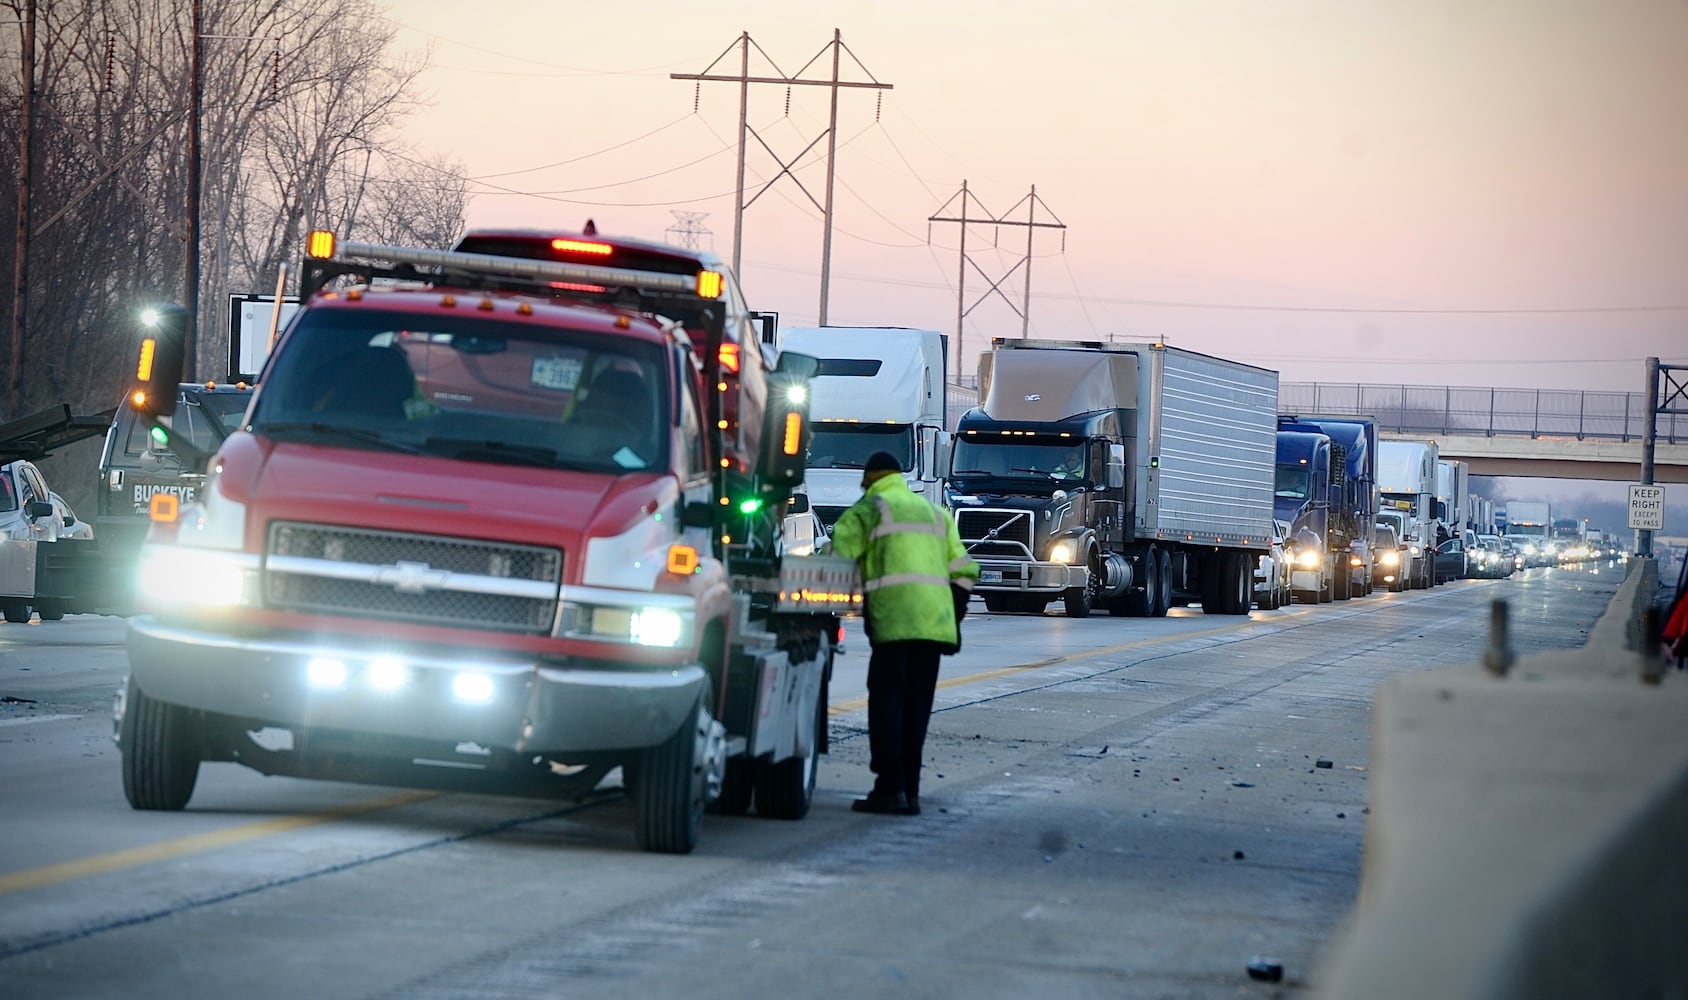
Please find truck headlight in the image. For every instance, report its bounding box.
[630,608,685,647]
[1408,545,1421,556]
[137,546,260,607]
[560,593,693,649]
[1296,549,1320,569]
[1049,541,1075,564]
[1381,551,1400,567]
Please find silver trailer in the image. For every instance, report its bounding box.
[950,340,1277,617]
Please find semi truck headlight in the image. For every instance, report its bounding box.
[1049,541,1075,564]
[1296,550,1320,569]
[1408,545,1421,556]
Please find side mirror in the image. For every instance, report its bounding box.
[131,304,190,417]
[1328,444,1347,489]
[25,500,55,520]
[757,370,812,497]
[62,515,75,528]
[1106,444,1126,490]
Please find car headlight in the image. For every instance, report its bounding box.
[1049,541,1075,564]
[1381,551,1400,567]
[1296,549,1320,569]
[136,545,261,607]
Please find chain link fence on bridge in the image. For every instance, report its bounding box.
[1279,383,1682,444]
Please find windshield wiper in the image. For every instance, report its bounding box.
[422,436,584,470]
[259,422,422,454]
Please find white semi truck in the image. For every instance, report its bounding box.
[1376,439,1438,589]
[776,327,949,531]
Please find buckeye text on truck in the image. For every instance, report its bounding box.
[116,227,859,854]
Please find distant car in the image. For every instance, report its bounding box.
[1254,518,1292,610]
[50,492,94,540]
[1372,522,1407,592]
[2,459,65,623]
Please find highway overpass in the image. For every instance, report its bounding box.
[1282,380,1688,482]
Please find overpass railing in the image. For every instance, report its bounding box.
[1281,382,1682,444]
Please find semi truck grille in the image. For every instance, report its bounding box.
[265,522,562,633]
[956,509,1034,560]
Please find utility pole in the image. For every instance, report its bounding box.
[7,0,36,419]
[1639,358,1688,557]
[928,183,1067,386]
[666,211,713,251]
[184,0,204,380]
[673,29,891,323]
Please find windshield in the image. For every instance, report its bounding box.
[807,424,913,471]
[952,438,1087,481]
[123,391,252,462]
[250,309,668,473]
[0,469,15,512]
[1274,465,1311,500]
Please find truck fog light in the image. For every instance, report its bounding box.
[307,657,348,689]
[452,673,495,704]
[367,657,409,691]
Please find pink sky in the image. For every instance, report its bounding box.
[377,0,1688,398]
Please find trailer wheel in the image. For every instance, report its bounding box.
[1332,559,1351,602]
[634,695,718,854]
[1,600,30,623]
[1062,551,1098,618]
[120,678,202,811]
[755,671,823,820]
[36,600,65,621]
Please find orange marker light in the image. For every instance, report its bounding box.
[130,390,147,408]
[782,412,802,456]
[696,270,724,299]
[717,342,741,374]
[136,338,156,381]
[550,238,613,256]
[306,230,336,259]
[666,545,699,575]
[149,493,180,523]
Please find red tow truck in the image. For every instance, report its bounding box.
[117,229,856,853]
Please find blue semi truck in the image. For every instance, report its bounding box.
[1276,414,1379,602]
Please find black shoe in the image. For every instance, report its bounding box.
[903,796,920,816]
[852,792,909,814]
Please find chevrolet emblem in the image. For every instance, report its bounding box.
[376,560,449,595]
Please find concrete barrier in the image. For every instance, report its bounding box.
[1315,558,1688,999]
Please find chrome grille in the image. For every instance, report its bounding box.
[956,509,1034,560]
[265,522,561,633]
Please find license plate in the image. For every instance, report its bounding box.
[980,569,1002,584]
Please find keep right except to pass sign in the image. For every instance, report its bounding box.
[1627,484,1666,530]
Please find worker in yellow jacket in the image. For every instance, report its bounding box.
[830,451,980,815]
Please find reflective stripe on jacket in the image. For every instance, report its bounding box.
[830,475,980,645]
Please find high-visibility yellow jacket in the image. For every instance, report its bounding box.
[830,475,980,646]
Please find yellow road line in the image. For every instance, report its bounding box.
[827,613,1288,716]
[0,789,436,897]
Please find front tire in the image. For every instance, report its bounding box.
[1063,552,1098,618]
[1,600,30,623]
[36,600,65,621]
[120,678,202,811]
[634,696,716,854]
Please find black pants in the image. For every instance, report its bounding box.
[866,640,944,800]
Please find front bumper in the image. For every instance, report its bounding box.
[973,559,1085,594]
[126,617,705,754]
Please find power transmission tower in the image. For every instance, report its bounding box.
[673,29,891,324]
[666,211,713,251]
[928,182,1067,385]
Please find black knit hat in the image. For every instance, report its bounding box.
[864,451,902,474]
